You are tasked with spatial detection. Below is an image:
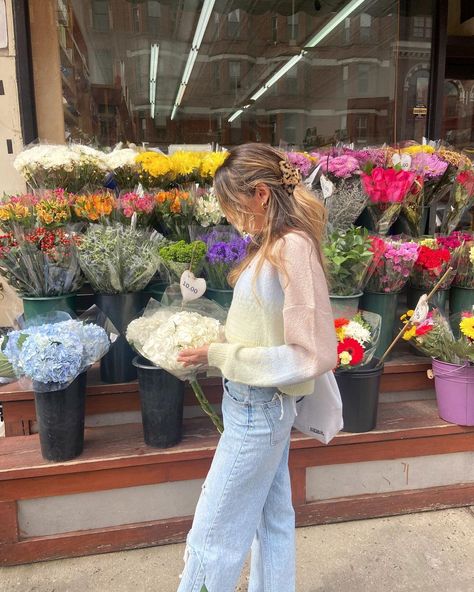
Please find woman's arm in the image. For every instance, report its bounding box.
[205,233,337,386]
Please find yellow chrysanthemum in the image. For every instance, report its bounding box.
[402,145,435,155]
[335,326,346,340]
[169,151,203,176]
[419,238,437,248]
[402,325,417,341]
[400,310,414,324]
[339,351,352,365]
[460,316,474,340]
[200,151,229,179]
[136,152,171,178]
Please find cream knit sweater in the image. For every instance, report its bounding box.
[208,232,338,396]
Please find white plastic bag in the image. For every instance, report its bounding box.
[293,371,343,445]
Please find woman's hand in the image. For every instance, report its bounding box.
[177,345,210,367]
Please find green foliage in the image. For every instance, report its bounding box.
[159,240,206,264]
[323,226,374,296]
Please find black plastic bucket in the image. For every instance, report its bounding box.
[133,357,185,448]
[335,359,384,433]
[34,372,87,462]
[97,292,150,384]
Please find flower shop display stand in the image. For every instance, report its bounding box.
[0,356,433,437]
[1,399,474,566]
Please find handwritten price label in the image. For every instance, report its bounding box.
[320,174,334,199]
[180,270,206,302]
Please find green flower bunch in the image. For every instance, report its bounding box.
[323,226,375,296]
[76,223,165,294]
[159,240,207,282]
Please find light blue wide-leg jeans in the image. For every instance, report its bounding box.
[177,379,296,592]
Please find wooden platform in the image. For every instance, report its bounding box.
[1,398,474,566]
[0,354,433,436]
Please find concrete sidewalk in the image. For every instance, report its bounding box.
[1,507,474,592]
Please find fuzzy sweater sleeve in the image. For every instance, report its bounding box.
[207,233,338,387]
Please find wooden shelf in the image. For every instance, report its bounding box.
[1,398,474,565]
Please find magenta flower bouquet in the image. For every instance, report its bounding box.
[365,238,419,293]
[286,152,316,178]
[312,151,367,232]
[118,190,155,224]
[361,166,416,234]
[410,152,449,208]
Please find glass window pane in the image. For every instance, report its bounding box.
[30,0,434,148]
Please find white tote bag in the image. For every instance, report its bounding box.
[293,371,343,445]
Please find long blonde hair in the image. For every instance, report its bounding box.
[213,143,327,285]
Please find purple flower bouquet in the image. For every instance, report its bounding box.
[204,235,250,290]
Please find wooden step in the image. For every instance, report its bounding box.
[1,399,474,565]
[0,354,433,437]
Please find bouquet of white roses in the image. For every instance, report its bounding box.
[127,296,227,432]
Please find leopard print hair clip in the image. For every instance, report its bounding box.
[278,160,302,196]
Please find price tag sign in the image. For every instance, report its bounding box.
[412,295,429,323]
[392,153,412,171]
[180,270,206,302]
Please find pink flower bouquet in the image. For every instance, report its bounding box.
[361,167,416,234]
[366,237,419,294]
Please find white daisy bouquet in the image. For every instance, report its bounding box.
[127,296,227,432]
[14,144,108,193]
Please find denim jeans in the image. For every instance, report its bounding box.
[177,379,296,592]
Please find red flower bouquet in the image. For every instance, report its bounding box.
[334,311,381,370]
[409,239,457,291]
[361,167,416,234]
[441,168,474,234]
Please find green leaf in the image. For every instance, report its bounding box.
[200,586,209,592]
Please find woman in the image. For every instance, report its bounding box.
[177,143,337,592]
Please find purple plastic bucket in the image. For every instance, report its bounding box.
[432,359,474,426]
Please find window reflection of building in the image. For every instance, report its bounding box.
[39,0,435,148]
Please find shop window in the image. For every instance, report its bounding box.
[213,62,220,91]
[286,65,298,95]
[132,5,141,33]
[272,15,278,43]
[360,13,372,42]
[357,64,370,94]
[96,50,113,85]
[356,115,368,141]
[444,81,459,118]
[287,14,299,43]
[413,16,432,39]
[92,0,109,32]
[229,61,241,90]
[343,17,351,44]
[228,9,240,38]
[148,1,161,35]
[342,65,349,94]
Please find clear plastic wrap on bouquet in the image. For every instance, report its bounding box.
[0,306,118,392]
[325,177,369,233]
[126,295,227,382]
[75,219,166,293]
[441,168,474,234]
[0,224,83,297]
[335,310,382,372]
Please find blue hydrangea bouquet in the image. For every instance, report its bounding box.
[1,310,112,391]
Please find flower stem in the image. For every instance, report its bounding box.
[190,379,224,434]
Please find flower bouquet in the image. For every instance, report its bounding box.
[199,151,229,184]
[286,151,317,178]
[409,150,449,207]
[104,146,141,190]
[401,308,473,364]
[135,151,173,189]
[0,194,37,229]
[0,226,82,297]
[409,239,457,292]
[323,227,377,297]
[13,144,107,193]
[361,165,416,234]
[34,189,73,227]
[365,237,419,294]
[117,188,155,225]
[75,222,165,294]
[452,235,474,289]
[159,240,207,284]
[204,234,250,291]
[169,151,203,185]
[73,191,117,223]
[334,311,381,370]
[314,151,367,232]
[127,297,227,432]
[154,188,194,241]
[1,309,115,460]
[441,168,474,234]
[193,187,225,228]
